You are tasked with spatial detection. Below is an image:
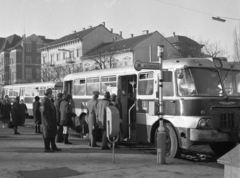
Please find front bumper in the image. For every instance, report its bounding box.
[190,129,231,142]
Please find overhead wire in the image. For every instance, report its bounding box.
[154,0,240,21]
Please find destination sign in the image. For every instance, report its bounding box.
[134,60,160,71]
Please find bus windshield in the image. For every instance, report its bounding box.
[177,68,223,97]
[220,69,240,96]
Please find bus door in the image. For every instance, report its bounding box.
[64,81,73,95]
[118,74,137,141]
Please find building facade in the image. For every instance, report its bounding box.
[166,33,204,57]
[82,31,181,71]
[0,34,54,85]
[39,23,123,81]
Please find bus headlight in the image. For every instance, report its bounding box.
[197,118,214,129]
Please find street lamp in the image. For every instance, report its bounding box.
[212,16,226,22]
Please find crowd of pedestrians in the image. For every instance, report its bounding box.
[1,88,122,152]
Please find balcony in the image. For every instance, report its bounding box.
[65,57,75,64]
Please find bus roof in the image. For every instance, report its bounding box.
[3,81,63,89]
[64,58,240,81]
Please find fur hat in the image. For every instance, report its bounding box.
[93,91,100,96]
[44,88,53,95]
[103,91,110,99]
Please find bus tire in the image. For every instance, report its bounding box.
[154,123,181,158]
[209,142,236,155]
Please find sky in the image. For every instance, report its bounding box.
[0,0,240,58]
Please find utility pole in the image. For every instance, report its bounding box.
[157,45,166,164]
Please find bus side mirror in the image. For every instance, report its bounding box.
[106,106,121,138]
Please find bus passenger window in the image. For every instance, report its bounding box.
[86,77,100,95]
[163,71,173,96]
[101,76,117,95]
[138,72,154,95]
[74,79,86,96]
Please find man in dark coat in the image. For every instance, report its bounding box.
[60,94,76,144]
[1,95,11,126]
[20,99,28,126]
[12,96,22,135]
[96,91,111,150]
[86,91,100,147]
[41,88,61,152]
[54,93,64,143]
[33,96,42,133]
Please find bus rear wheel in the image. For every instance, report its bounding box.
[154,123,181,158]
[209,142,236,155]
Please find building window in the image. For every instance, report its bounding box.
[11,72,16,83]
[26,44,32,52]
[36,69,41,80]
[77,48,82,57]
[37,44,42,50]
[56,53,60,61]
[70,50,74,58]
[10,57,14,64]
[26,56,31,64]
[26,68,32,80]
[37,56,41,64]
[42,55,47,64]
[0,75,2,83]
[63,52,66,60]
[5,72,8,80]
[5,57,9,65]
[50,54,54,65]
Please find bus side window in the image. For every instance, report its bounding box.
[163,71,173,96]
[86,77,100,95]
[138,72,154,95]
[74,79,86,96]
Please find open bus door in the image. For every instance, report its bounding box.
[64,81,73,95]
[118,74,137,141]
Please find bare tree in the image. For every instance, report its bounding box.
[233,25,240,63]
[39,63,83,82]
[85,51,120,71]
[198,39,229,58]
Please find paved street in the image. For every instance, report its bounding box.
[0,119,224,178]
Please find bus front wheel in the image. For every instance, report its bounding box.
[154,123,181,158]
[209,142,236,155]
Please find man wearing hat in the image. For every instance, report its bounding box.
[86,91,100,147]
[41,88,61,152]
[54,93,64,143]
[96,91,111,150]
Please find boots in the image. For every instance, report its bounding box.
[63,134,72,144]
[37,125,42,133]
[35,125,37,133]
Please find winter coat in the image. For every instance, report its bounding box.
[33,101,41,125]
[53,98,61,126]
[12,101,22,126]
[96,98,110,130]
[86,98,98,135]
[60,99,76,127]
[40,96,57,138]
[20,103,27,120]
[1,100,11,123]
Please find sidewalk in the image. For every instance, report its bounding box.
[0,119,224,178]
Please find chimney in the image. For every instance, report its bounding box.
[89,26,92,28]
[82,28,85,30]
[143,30,149,34]
[119,31,122,37]
[130,34,134,38]
[110,28,113,33]
[173,32,176,37]
[72,30,76,34]
[102,22,105,26]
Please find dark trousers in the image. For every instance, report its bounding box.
[44,137,57,150]
[101,129,108,148]
[14,126,18,132]
[88,125,98,146]
[56,126,63,142]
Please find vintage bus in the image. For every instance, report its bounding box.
[63,57,240,158]
[2,81,63,115]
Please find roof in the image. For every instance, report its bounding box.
[83,32,153,57]
[166,35,203,47]
[0,34,22,52]
[46,25,100,48]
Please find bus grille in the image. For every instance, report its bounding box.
[220,113,234,129]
